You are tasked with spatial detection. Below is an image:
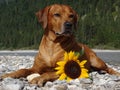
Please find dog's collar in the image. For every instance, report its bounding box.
[80,46,84,56]
[74,47,84,57]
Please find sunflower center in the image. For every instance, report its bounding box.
[64,60,81,79]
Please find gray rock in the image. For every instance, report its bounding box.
[0,56,120,90]
[69,79,80,86]
[53,80,66,84]
[113,83,120,90]
[0,65,6,72]
[79,78,93,84]
[67,85,80,90]
[51,84,68,90]
[0,78,24,90]
[23,85,37,90]
[109,75,120,81]
[1,83,24,90]
[45,81,53,87]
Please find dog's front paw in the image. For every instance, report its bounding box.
[30,76,44,87]
[27,73,40,82]
[27,73,43,86]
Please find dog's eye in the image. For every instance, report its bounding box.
[54,13,60,17]
[69,14,74,18]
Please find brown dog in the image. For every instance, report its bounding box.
[1,4,120,86]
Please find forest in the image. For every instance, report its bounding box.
[0,0,120,50]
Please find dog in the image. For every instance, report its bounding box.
[1,4,120,86]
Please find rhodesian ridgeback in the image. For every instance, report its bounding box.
[1,4,120,86]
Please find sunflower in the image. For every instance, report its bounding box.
[55,51,89,82]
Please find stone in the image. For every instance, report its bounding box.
[0,55,120,90]
[110,75,120,81]
[69,79,80,86]
[79,78,93,84]
[68,85,80,90]
[45,81,53,87]
[1,83,24,90]
[52,84,68,90]
[0,64,6,72]
[53,80,66,84]
[23,85,38,90]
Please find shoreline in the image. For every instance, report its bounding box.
[0,49,119,65]
[0,49,120,53]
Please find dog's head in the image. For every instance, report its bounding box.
[36,4,78,37]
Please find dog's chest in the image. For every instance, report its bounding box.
[40,45,64,67]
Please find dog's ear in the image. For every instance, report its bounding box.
[73,11,78,30]
[36,6,51,29]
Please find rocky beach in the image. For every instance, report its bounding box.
[0,50,120,90]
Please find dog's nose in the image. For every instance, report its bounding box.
[64,22,72,28]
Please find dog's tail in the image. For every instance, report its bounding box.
[106,67,120,76]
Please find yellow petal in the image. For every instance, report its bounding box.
[68,51,74,60]
[73,55,79,61]
[55,66,63,70]
[80,60,87,66]
[77,61,84,68]
[57,61,66,66]
[79,72,89,78]
[64,52,69,61]
[79,68,89,78]
[66,77,72,82]
[56,69,64,75]
[59,73,67,80]
[73,52,80,60]
[82,68,88,72]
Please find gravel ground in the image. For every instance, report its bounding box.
[0,55,120,90]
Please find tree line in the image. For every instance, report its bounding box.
[0,0,120,50]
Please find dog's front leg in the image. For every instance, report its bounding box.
[1,68,34,79]
[30,72,59,86]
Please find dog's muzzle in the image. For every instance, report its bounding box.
[63,22,73,34]
[55,22,73,36]
[64,22,72,30]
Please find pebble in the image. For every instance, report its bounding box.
[44,81,53,87]
[0,56,120,90]
[79,78,93,84]
[52,84,68,90]
[1,84,23,90]
[0,78,24,90]
[68,85,80,90]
